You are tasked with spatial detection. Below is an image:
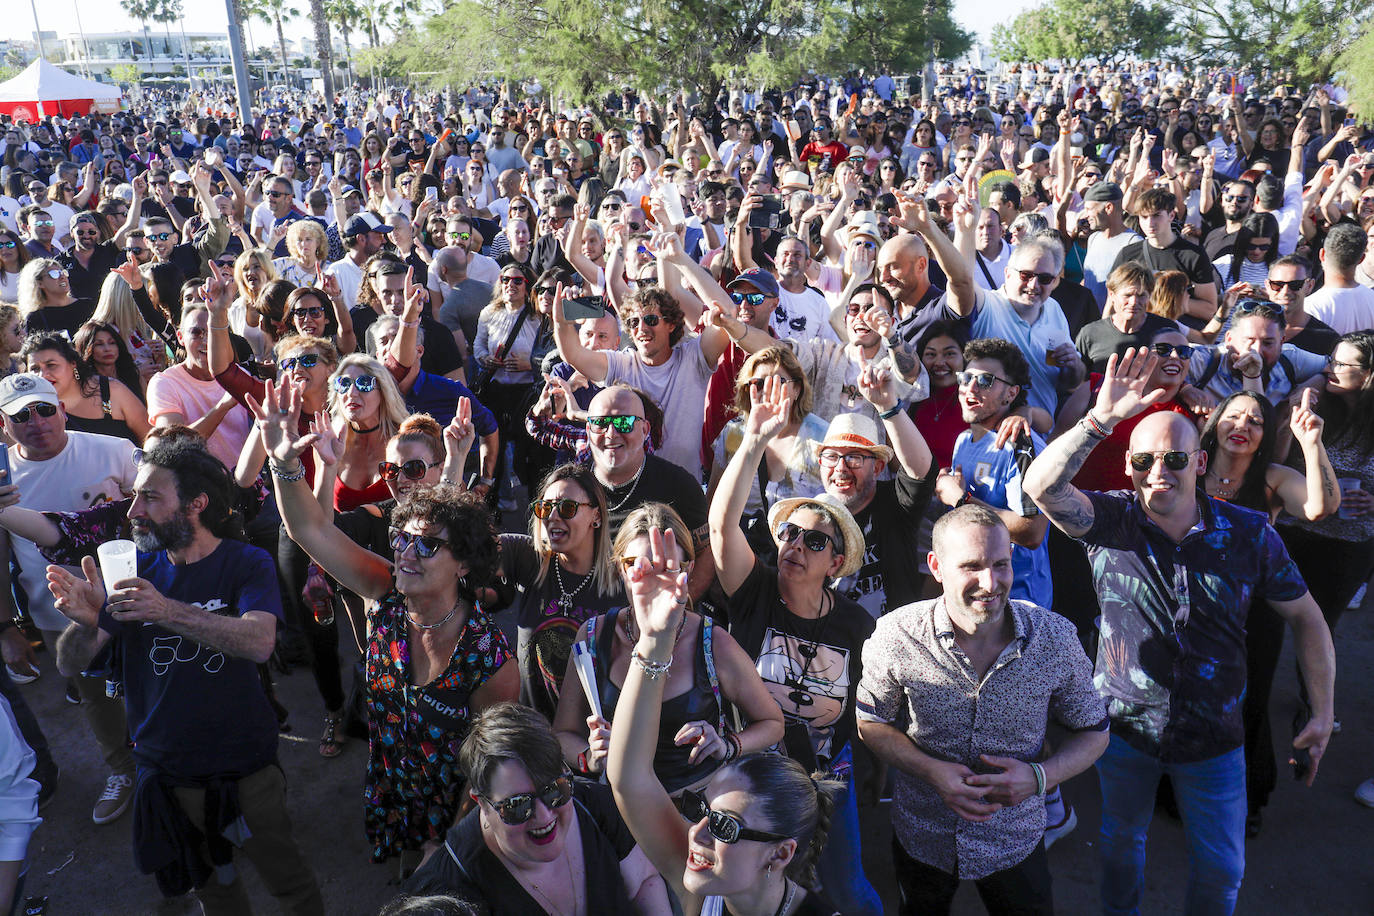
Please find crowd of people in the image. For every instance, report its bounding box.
[0,56,1368,915]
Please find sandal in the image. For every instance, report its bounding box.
[320,712,345,758]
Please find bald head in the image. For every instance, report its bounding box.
[877,233,931,305]
[1129,410,1199,454]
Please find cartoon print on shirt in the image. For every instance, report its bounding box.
[755,627,850,758]
[146,598,228,675]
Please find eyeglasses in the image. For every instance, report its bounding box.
[5,402,58,424]
[624,314,662,331]
[817,449,875,469]
[956,370,1014,389]
[532,498,593,520]
[1246,241,1272,252]
[280,353,321,371]
[775,521,840,553]
[730,291,767,307]
[745,375,796,393]
[378,458,441,481]
[147,232,174,242]
[500,275,527,286]
[679,789,791,845]
[1015,269,1056,286]
[388,526,448,559]
[1129,449,1198,472]
[1148,342,1194,359]
[482,774,574,826]
[1267,278,1305,292]
[293,305,326,320]
[1327,355,1366,372]
[586,414,643,434]
[333,374,377,393]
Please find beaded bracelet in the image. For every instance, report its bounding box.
[1029,761,1047,797]
[631,651,672,680]
[1080,413,1113,440]
[270,461,307,482]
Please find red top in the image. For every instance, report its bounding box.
[334,475,393,512]
[912,385,965,469]
[1073,375,1192,492]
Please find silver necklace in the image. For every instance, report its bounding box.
[773,878,797,916]
[604,458,646,511]
[407,599,460,630]
[553,558,593,613]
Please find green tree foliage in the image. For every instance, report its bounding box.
[991,0,1173,66]
[373,0,969,102]
[110,63,143,84]
[1336,19,1374,116]
[1159,0,1363,84]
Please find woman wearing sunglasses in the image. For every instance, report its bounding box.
[286,283,356,356]
[321,353,411,513]
[1214,212,1279,289]
[16,259,94,337]
[607,522,842,916]
[254,376,518,871]
[21,332,149,445]
[403,702,672,913]
[554,502,782,795]
[493,464,620,722]
[475,263,542,509]
[0,229,32,305]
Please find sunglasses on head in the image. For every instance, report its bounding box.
[1129,449,1197,472]
[333,374,377,394]
[378,458,441,481]
[532,498,592,520]
[482,774,574,826]
[1233,298,1285,327]
[956,369,1014,389]
[624,313,662,331]
[1147,342,1194,359]
[388,526,448,559]
[280,353,321,371]
[730,291,767,307]
[586,414,643,434]
[5,402,58,424]
[775,520,840,553]
[679,789,791,845]
[293,305,326,320]
[1016,269,1056,286]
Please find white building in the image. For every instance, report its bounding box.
[57,30,232,79]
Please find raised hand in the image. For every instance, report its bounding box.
[202,260,232,312]
[45,555,106,629]
[402,266,424,322]
[894,193,934,235]
[245,377,316,465]
[745,373,792,441]
[704,299,745,339]
[309,411,345,467]
[318,267,342,301]
[624,526,689,644]
[113,256,143,290]
[1289,387,1324,448]
[1093,347,1167,424]
[857,361,897,411]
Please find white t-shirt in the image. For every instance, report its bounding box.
[0,196,18,233]
[599,336,715,482]
[1304,283,1374,335]
[773,286,840,343]
[146,364,255,468]
[9,431,137,631]
[325,256,367,310]
[0,695,39,863]
[971,243,1015,292]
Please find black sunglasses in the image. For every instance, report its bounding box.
[1129,450,1197,472]
[388,526,448,559]
[624,314,662,331]
[1148,343,1195,359]
[956,370,1015,389]
[1267,278,1305,292]
[292,305,327,320]
[5,402,58,424]
[532,498,592,520]
[482,774,574,826]
[1016,269,1056,286]
[775,521,840,554]
[378,458,441,481]
[679,789,791,844]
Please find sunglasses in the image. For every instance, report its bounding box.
[817,449,875,469]
[0,240,14,249]
[956,370,1014,389]
[388,526,449,559]
[600,202,623,212]
[745,376,795,393]
[1234,299,1285,326]
[378,458,441,481]
[1015,269,1056,286]
[5,402,58,424]
[44,268,66,280]
[33,220,55,228]
[624,314,662,331]
[730,291,767,307]
[1267,278,1305,292]
[586,414,643,434]
[280,353,321,371]
[1147,342,1195,359]
[147,232,174,242]
[501,275,527,286]
[293,305,327,320]
[448,230,472,241]
[1129,449,1197,472]
[267,190,292,198]
[679,789,791,845]
[532,498,592,520]
[775,521,840,553]
[333,374,377,394]
[482,774,574,826]
[1246,241,1272,251]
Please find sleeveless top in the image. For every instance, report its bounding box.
[65,376,138,444]
[334,474,393,512]
[589,607,724,794]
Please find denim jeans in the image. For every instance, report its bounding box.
[1098,735,1246,916]
[815,744,882,916]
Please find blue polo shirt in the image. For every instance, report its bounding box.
[967,289,1074,415]
[406,369,498,436]
[951,427,1052,607]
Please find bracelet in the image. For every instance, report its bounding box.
[727,322,744,343]
[1030,761,1047,797]
[400,318,420,328]
[270,460,307,482]
[631,651,672,680]
[878,404,903,421]
[208,322,229,331]
[1241,370,1262,379]
[476,476,495,487]
[1080,413,1113,440]
[723,731,742,763]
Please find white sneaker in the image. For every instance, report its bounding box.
[1044,806,1078,849]
[1355,778,1374,808]
[5,664,36,686]
[92,773,134,825]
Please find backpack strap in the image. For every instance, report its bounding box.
[1195,349,1222,390]
[701,616,726,736]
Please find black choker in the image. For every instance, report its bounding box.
[350,422,380,434]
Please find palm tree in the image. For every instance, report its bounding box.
[120,0,158,63]
[239,0,300,84]
[308,0,335,98]
[325,0,360,84]
[357,0,385,47]
[388,0,421,33]
[151,0,183,72]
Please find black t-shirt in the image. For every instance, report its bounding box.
[59,242,121,302]
[498,534,624,721]
[1203,226,1238,260]
[351,308,462,377]
[1075,313,1178,374]
[1290,317,1340,356]
[1112,236,1214,289]
[832,466,937,619]
[402,779,642,915]
[603,454,708,539]
[725,562,874,769]
[25,298,95,337]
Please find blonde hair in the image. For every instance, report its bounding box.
[328,353,409,447]
[16,259,62,316]
[1148,270,1190,322]
[0,304,21,356]
[286,220,329,265]
[532,464,616,598]
[233,248,278,298]
[733,346,813,425]
[92,272,159,358]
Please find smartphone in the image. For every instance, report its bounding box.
[748,195,783,230]
[425,186,438,202]
[564,295,606,321]
[0,442,11,489]
[1345,117,1357,127]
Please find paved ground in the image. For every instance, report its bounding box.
[11,589,1374,914]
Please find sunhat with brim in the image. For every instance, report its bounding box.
[767,492,866,579]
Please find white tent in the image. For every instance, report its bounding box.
[0,58,123,121]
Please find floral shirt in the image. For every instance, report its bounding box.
[364,588,511,862]
[1079,490,1307,763]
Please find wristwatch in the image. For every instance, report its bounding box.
[476,476,495,488]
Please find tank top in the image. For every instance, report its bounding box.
[65,376,138,444]
[334,474,393,512]
[589,607,724,794]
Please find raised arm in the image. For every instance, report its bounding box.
[858,362,932,477]
[896,193,978,317]
[708,379,787,595]
[1272,388,1339,521]
[552,286,610,384]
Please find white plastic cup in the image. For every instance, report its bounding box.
[658,182,686,227]
[96,540,138,596]
[1338,478,1362,520]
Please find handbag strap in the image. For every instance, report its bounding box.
[493,305,531,359]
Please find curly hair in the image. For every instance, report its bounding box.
[963,336,1031,410]
[391,484,500,590]
[139,434,245,541]
[285,219,329,266]
[623,286,685,346]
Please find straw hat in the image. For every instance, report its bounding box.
[766,492,866,578]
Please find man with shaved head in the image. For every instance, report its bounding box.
[879,197,974,350]
[1023,348,1335,916]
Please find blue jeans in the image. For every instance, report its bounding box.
[815,744,882,916]
[1097,735,1246,916]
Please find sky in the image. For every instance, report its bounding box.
[1,0,1031,53]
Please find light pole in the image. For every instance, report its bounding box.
[223,0,253,123]
[29,0,47,61]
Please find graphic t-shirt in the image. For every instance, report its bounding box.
[98,539,283,778]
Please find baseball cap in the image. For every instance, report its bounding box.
[0,374,60,415]
[1018,148,1050,169]
[343,212,392,238]
[169,169,192,184]
[340,185,363,198]
[1083,181,1123,202]
[727,267,780,298]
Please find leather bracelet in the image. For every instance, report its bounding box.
[878,404,903,420]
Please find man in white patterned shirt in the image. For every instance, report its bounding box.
[856,505,1108,915]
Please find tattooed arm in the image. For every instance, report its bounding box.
[1025,347,1168,538]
